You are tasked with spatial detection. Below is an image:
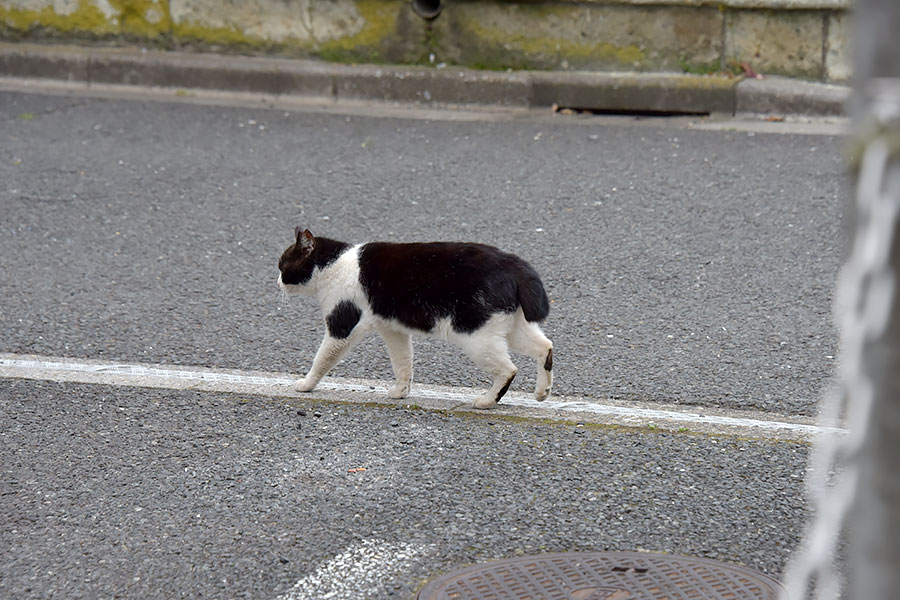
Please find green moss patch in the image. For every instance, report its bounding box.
[0,0,170,38]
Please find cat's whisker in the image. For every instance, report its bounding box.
[271,287,288,308]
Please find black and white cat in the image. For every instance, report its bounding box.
[277,228,553,409]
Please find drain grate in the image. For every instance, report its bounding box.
[416,551,785,600]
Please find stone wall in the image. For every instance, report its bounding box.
[0,0,851,82]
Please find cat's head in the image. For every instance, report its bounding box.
[277,227,316,293]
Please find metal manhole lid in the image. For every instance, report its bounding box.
[416,551,785,600]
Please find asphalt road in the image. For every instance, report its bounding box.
[0,88,845,415]
[2,378,809,599]
[0,87,846,599]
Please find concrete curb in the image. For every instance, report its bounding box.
[736,76,851,117]
[0,42,850,116]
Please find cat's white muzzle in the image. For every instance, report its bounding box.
[277,273,302,296]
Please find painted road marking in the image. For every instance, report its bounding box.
[0,353,845,440]
[273,538,431,600]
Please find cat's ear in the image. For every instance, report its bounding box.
[295,227,315,252]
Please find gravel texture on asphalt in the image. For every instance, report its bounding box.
[1,379,810,599]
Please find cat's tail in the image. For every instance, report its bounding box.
[515,262,550,322]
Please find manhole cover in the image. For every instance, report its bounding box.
[416,551,785,600]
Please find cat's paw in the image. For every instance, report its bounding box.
[387,382,410,399]
[294,377,317,393]
[472,394,498,410]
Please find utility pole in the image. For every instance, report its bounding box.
[845,0,900,595]
[845,0,900,600]
[782,1,900,598]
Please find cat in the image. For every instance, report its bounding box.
[277,228,553,409]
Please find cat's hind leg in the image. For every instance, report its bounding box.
[460,330,518,409]
[378,326,413,399]
[509,314,553,402]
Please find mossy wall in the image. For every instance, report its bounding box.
[0,0,170,38]
[0,0,851,81]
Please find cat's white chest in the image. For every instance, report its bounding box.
[315,245,366,310]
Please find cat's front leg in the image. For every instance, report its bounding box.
[294,375,318,393]
[295,336,345,392]
[378,327,413,399]
[295,301,368,393]
[296,332,363,393]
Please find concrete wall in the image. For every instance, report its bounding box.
[0,0,852,82]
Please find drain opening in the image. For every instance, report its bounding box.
[553,105,711,118]
[612,566,649,574]
[412,0,443,19]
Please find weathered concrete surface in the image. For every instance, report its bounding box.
[736,76,850,117]
[726,10,826,80]
[825,12,851,82]
[431,3,724,74]
[0,0,851,82]
[0,42,851,116]
[0,0,171,38]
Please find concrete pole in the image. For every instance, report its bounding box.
[845,127,900,597]
[846,0,900,597]
[782,2,900,598]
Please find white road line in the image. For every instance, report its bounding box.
[273,538,431,600]
[0,353,845,440]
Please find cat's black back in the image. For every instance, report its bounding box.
[358,241,549,334]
